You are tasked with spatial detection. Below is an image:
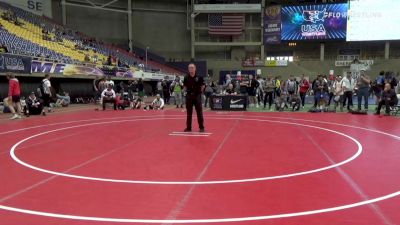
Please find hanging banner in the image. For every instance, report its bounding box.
[263,5,282,44]
[31,60,136,77]
[265,60,288,67]
[0,53,31,73]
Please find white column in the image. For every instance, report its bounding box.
[191,13,195,59]
[61,0,67,26]
[128,0,133,52]
[261,0,265,59]
[385,41,390,59]
[320,43,325,61]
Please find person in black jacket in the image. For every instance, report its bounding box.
[247,75,259,108]
[25,92,45,116]
[375,83,398,116]
[183,63,205,132]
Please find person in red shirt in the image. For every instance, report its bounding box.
[299,74,310,108]
[7,73,22,119]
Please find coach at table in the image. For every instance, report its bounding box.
[183,63,205,132]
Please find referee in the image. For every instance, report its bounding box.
[183,63,205,132]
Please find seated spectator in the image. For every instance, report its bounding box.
[55,92,70,107]
[290,94,301,111]
[25,92,45,116]
[101,85,117,110]
[1,97,11,113]
[375,83,398,116]
[144,94,164,110]
[84,54,90,62]
[131,96,142,109]
[275,95,287,112]
[223,83,237,95]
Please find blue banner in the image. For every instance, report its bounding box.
[281,3,347,41]
[264,5,282,44]
[0,53,31,73]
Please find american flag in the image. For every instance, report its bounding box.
[208,13,245,35]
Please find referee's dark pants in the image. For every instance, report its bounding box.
[186,94,204,130]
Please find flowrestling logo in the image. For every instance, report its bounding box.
[282,4,348,40]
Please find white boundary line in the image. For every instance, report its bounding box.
[1,191,400,224]
[0,114,399,223]
[169,134,210,137]
[172,132,213,135]
[9,117,362,185]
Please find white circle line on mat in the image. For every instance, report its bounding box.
[10,117,362,185]
[1,115,399,223]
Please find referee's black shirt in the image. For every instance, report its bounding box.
[183,74,205,96]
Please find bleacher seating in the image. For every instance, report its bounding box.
[0,2,184,75]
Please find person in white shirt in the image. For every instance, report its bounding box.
[341,72,355,111]
[101,85,117,110]
[333,75,344,111]
[41,74,52,112]
[144,94,164,110]
[105,76,114,88]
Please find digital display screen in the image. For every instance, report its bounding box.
[281,4,348,40]
[346,0,400,41]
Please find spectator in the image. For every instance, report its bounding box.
[263,76,275,110]
[128,79,138,99]
[234,80,241,94]
[275,76,281,97]
[333,75,344,111]
[1,97,11,113]
[101,84,117,111]
[156,80,163,97]
[314,75,328,109]
[25,92,45,116]
[105,76,114,88]
[94,77,107,109]
[285,75,298,103]
[247,75,259,108]
[162,79,171,104]
[84,54,90,62]
[290,94,301,111]
[137,78,145,98]
[371,72,384,105]
[224,83,237,95]
[256,76,264,107]
[341,72,355,111]
[131,95,143,109]
[375,83,398,116]
[204,81,215,108]
[385,72,398,89]
[7,73,22,120]
[224,74,232,89]
[171,76,184,108]
[356,70,371,111]
[299,74,310,108]
[327,75,335,107]
[55,92,71,107]
[275,95,287,112]
[144,94,164,110]
[40,74,53,113]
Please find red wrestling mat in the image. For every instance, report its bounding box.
[0,108,400,225]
